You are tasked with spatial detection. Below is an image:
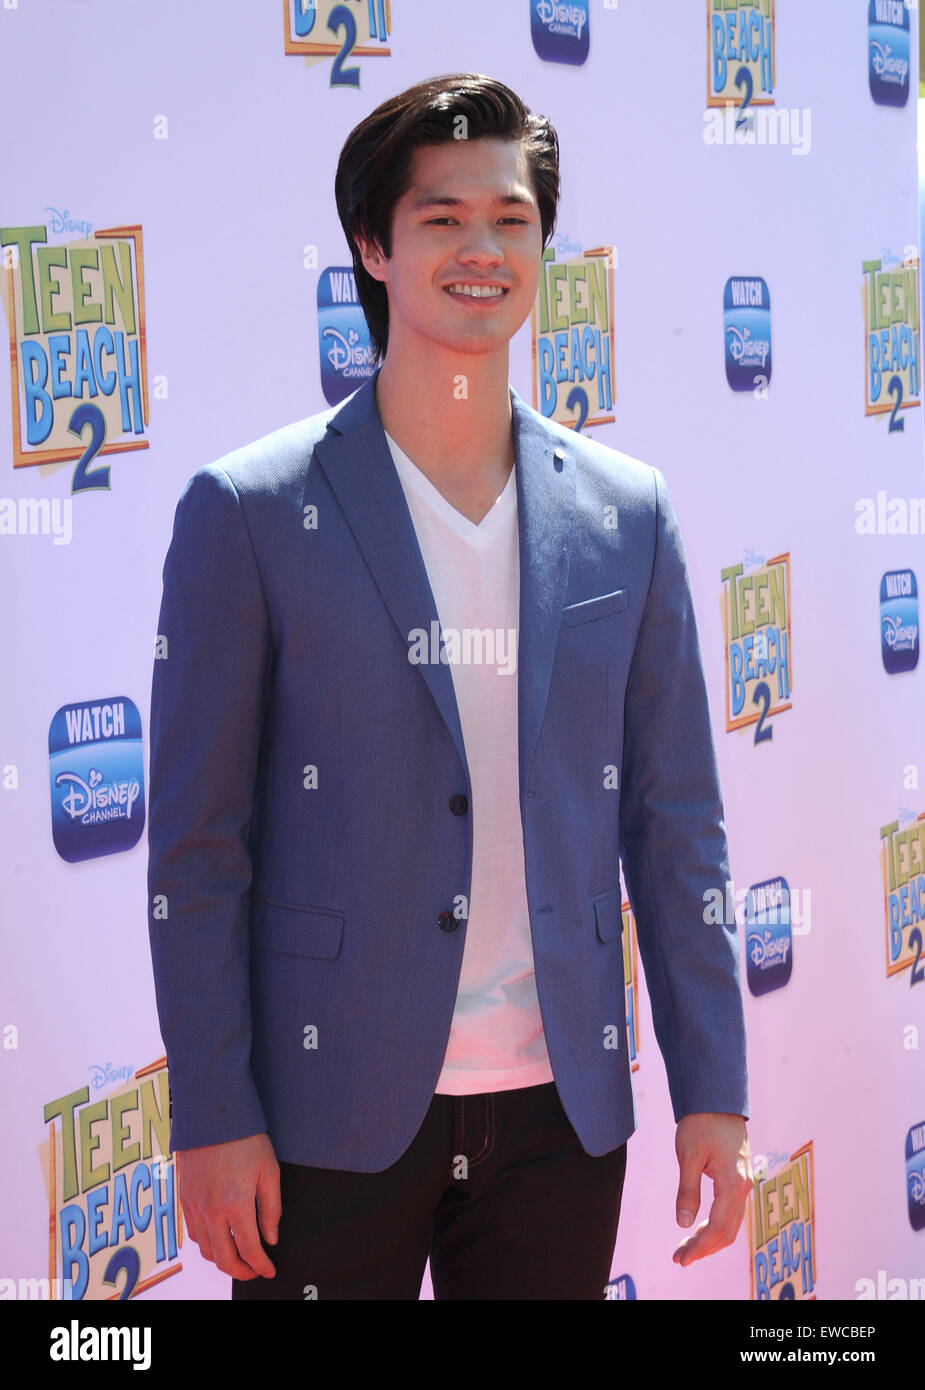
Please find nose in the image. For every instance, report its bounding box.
[455,220,505,266]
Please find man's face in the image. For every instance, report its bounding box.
[359,136,544,358]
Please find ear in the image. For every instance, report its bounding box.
[356,234,387,284]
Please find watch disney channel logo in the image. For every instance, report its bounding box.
[868,0,911,107]
[317,266,376,406]
[880,568,919,673]
[530,0,590,66]
[744,875,793,996]
[48,697,145,863]
[907,1119,925,1231]
[724,275,772,392]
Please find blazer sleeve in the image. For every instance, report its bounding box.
[146,463,271,1152]
[618,465,749,1123]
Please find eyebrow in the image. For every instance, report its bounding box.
[407,192,537,213]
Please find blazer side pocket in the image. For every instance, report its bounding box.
[593,887,625,943]
[249,893,344,960]
[561,588,628,629]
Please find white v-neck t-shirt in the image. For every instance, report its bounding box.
[384,429,554,1095]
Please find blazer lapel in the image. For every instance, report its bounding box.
[314,367,576,806]
[510,393,575,805]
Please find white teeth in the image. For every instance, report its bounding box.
[446,284,506,298]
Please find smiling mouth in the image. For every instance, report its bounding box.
[443,283,509,300]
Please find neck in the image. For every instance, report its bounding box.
[373,336,514,475]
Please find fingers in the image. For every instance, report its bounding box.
[671,1114,753,1268]
[675,1150,704,1230]
[672,1183,738,1266]
[226,1211,277,1280]
[673,1165,753,1267]
[183,1201,276,1279]
[176,1136,283,1280]
[209,1217,271,1280]
[257,1162,283,1249]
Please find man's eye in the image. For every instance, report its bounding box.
[425,217,528,226]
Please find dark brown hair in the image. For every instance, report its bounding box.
[334,73,560,362]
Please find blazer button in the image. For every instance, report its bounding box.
[449,794,468,815]
[438,909,459,932]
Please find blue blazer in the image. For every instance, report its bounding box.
[147,366,748,1170]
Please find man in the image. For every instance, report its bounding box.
[147,73,752,1301]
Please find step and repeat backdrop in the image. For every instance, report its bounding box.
[1,1,923,1302]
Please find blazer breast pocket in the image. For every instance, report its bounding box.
[249,893,344,960]
[560,588,628,629]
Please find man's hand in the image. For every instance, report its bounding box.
[178,1131,281,1280]
[672,1112,752,1267]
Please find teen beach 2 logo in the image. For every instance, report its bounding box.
[747,1142,816,1300]
[720,551,792,742]
[0,221,149,491]
[707,0,775,115]
[40,1059,181,1300]
[531,236,615,431]
[862,248,920,427]
[879,809,925,985]
[284,0,391,82]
